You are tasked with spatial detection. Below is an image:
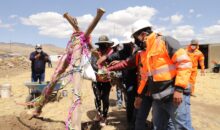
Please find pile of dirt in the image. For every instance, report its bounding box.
[0,112,65,130]
[0,56,31,78]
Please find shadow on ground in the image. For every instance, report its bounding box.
[82,109,127,130]
[0,112,65,130]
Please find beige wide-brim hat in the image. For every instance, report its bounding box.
[95,35,114,46]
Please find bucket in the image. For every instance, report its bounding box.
[0,84,11,98]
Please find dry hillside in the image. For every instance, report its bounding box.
[0,42,64,78]
[0,42,64,56]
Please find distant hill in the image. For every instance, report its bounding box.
[0,42,65,56]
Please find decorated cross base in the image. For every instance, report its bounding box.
[29,8,105,130]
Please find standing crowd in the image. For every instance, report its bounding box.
[27,19,205,130]
[90,20,205,130]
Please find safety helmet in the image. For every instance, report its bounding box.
[35,44,42,49]
[111,38,120,48]
[131,19,152,37]
[190,39,199,45]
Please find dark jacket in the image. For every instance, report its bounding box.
[106,43,139,87]
[29,51,50,74]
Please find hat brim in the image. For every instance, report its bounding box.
[131,26,152,38]
[95,41,114,46]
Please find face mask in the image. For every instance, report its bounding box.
[191,45,196,50]
[99,45,108,53]
[134,38,146,50]
[36,49,42,53]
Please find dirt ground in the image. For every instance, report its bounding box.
[0,65,220,130]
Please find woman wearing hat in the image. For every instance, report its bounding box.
[91,35,114,126]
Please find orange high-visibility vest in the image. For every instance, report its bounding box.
[186,46,205,70]
[136,33,192,95]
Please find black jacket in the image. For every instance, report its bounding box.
[106,43,139,87]
[29,51,50,74]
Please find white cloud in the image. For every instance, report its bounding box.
[196,14,202,18]
[94,6,157,41]
[0,20,14,31]
[20,12,72,38]
[154,26,169,35]
[203,24,220,35]
[170,14,183,24]
[201,23,220,43]
[77,14,94,30]
[182,20,220,43]
[111,38,120,44]
[10,15,18,19]
[106,6,157,26]
[171,25,195,41]
[189,9,194,14]
[20,6,157,42]
[159,17,169,21]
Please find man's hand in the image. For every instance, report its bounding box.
[45,56,49,61]
[35,54,41,59]
[97,55,107,65]
[134,97,142,109]
[109,60,120,66]
[173,90,183,106]
[201,70,205,76]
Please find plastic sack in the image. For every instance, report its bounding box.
[80,54,96,81]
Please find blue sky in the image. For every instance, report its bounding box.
[0,0,220,47]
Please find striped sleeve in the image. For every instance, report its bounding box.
[172,48,192,89]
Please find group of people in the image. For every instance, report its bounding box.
[27,20,205,130]
[90,21,205,130]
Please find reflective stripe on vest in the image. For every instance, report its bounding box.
[140,64,176,79]
[152,86,174,100]
[177,62,192,69]
[147,64,176,76]
[176,54,191,63]
[152,82,192,100]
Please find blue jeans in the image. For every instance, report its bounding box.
[153,95,193,130]
[31,72,45,83]
[167,95,194,130]
[116,86,123,106]
[135,96,152,130]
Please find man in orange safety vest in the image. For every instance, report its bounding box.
[186,39,205,96]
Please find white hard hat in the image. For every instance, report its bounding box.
[35,44,42,49]
[111,38,120,47]
[131,19,152,37]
